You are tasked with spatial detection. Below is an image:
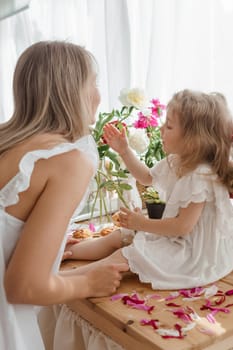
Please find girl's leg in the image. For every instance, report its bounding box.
[60,248,128,278]
[102,248,128,264]
[68,229,122,260]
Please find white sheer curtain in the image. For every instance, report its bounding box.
[1,0,233,123]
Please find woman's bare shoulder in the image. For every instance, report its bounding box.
[42,147,94,181]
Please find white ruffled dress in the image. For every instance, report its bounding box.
[0,135,123,350]
[122,156,233,290]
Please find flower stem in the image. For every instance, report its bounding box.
[90,184,99,220]
[115,187,130,209]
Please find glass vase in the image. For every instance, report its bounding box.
[118,174,142,209]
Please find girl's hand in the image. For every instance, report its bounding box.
[103,123,129,155]
[119,207,145,231]
[62,236,80,261]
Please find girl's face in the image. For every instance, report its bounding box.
[88,73,101,125]
[160,110,184,155]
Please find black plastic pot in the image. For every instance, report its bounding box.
[146,202,165,219]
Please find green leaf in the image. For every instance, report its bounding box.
[129,106,134,114]
[120,106,127,114]
[110,170,128,178]
[99,180,115,191]
[118,183,132,191]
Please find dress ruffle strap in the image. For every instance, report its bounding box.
[150,159,233,220]
[165,165,216,217]
[0,135,98,209]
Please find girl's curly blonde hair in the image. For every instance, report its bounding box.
[167,89,233,193]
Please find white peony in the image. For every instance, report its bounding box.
[119,88,147,109]
[128,129,149,154]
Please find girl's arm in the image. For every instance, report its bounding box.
[103,123,152,186]
[4,150,128,305]
[119,202,205,237]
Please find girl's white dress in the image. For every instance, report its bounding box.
[0,135,122,350]
[122,156,233,289]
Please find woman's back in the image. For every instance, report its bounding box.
[0,133,98,349]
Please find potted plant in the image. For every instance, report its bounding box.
[141,187,165,219]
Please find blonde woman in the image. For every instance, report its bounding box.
[0,41,128,350]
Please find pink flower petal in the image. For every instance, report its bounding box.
[128,303,154,313]
[214,295,226,305]
[158,323,184,339]
[200,302,231,314]
[179,287,204,298]
[198,327,215,335]
[140,318,160,329]
[206,313,216,324]
[165,291,179,301]
[110,293,128,301]
[88,223,96,232]
[166,302,181,307]
[122,294,145,305]
[225,303,233,308]
[172,309,192,323]
[146,293,162,300]
[225,289,233,296]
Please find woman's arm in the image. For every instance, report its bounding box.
[103,123,152,186]
[4,150,128,305]
[119,201,205,237]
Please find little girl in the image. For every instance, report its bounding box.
[69,89,233,290]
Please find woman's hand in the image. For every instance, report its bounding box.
[85,260,129,297]
[119,207,145,231]
[62,235,80,261]
[103,123,129,156]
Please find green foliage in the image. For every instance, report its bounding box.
[142,187,165,204]
[142,127,166,168]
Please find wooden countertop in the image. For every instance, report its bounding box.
[61,259,233,350]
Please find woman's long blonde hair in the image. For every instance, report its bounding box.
[0,41,96,154]
[167,89,233,192]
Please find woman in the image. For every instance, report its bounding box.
[0,41,128,350]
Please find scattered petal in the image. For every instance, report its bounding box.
[122,294,145,305]
[182,322,196,332]
[126,301,154,314]
[141,319,160,329]
[182,296,202,301]
[204,285,219,299]
[146,293,162,300]
[200,301,231,314]
[206,313,216,324]
[88,222,96,232]
[165,291,179,301]
[110,293,128,301]
[165,302,181,307]
[225,289,233,296]
[214,295,226,305]
[198,327,216,335]
[172,308,192,323]
[157,324,184,339]
[225,303,233,308]
[180,287,204,298]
